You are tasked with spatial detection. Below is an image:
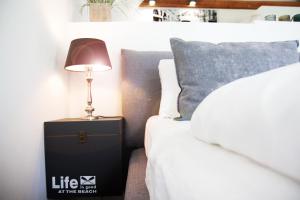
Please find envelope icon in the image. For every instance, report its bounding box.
[80,176,96,185]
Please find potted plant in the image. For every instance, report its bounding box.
[82,0,115,22]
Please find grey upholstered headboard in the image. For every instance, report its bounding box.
[121,49,173,148]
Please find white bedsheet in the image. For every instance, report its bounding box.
[145,116,300,200]
[145,116,191,157]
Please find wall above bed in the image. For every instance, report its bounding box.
[66,22,300,118]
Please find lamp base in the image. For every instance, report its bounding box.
[84,104,96,120]
[81,115,105,121]
[81,115,98,120]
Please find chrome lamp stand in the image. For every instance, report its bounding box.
[84,68,97,120]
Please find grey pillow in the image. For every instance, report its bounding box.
[121,49,173,148]
[170,38,299,120]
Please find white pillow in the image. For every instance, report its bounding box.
[158,59,181,118]
[191,62,300,181]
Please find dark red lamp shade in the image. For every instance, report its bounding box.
[64,38,112,72]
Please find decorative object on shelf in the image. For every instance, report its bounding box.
[65,38,112,120]
[264,14,276,21]
[153,9,217,22]
[292,14,300,21]
[278,15,291,21]
[82,0,114,21]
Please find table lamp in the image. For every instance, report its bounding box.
[64,38,112,120]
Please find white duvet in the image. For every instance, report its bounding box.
[145,116,300,200]
[191,62,300,182]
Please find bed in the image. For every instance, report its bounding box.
[122,39,300,200]
[145,116,300,200]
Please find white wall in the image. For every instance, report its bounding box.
[0,0,73,199]
[67,22,300,117]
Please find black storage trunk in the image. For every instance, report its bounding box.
[44,118,123,199]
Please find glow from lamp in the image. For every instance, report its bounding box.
[65,64,111,72]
